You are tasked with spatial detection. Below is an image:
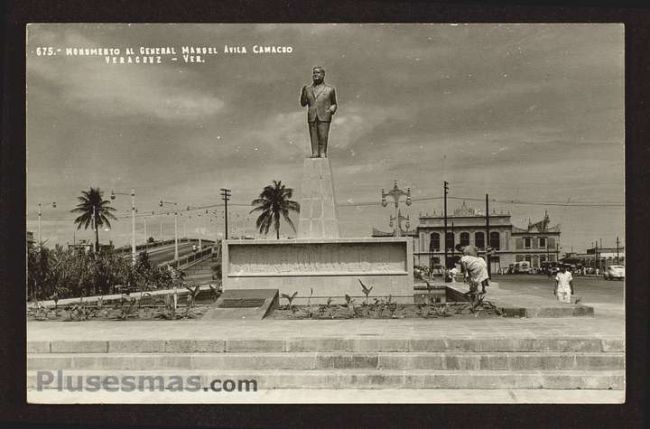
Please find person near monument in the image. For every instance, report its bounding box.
[458,245,490,295]
[554,265,574,303]
[300,66,338,158]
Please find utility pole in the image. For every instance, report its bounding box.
[160,200,179,259]
[220,188,231,240]
[93,205,97,252]
[485,193,491,278]
[595,240,599,272]
[450,221,455,262]
[615,236,620,264]
[111,189,137,264]
[143,217,147,251]
[443,181,449,270]
[599,238,604,270]
[37,201,56,246]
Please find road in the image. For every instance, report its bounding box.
[494,274,624,305]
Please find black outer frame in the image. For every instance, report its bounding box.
[1,1,648,428]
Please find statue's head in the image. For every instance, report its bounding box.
[312,66,325,84]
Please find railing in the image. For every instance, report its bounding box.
[164,246,216,271]
[114,238,216,254]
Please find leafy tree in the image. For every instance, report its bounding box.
[71,187,117,252]
[250,180,300,239]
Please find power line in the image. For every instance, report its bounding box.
[337,195,623,208]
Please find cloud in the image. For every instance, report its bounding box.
[28,29,226,123]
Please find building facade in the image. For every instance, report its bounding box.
[374,201,561,272]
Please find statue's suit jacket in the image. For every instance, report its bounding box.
[301,84,337,123]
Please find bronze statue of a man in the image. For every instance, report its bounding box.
[300,66,338,158]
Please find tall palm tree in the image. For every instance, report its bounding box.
[71,187,117,252]
[250,180,300,239]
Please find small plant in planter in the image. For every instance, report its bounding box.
[317,297,333,319]
[68,297,95,321]
[208,284,220,302]
[156,293,178,320]
[344,294,357,318]
[372,297,384,318]
[34,300,49,321]
[304,288,316,318]
[386,295,398,319]
[118,295,139,320]
[51,292,60,318]
[431,303,451,317]
[281,291,298,313]
[184,284,202,317]
[358,279,373,306]
[417,303,430,318]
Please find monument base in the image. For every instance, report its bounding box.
[222,238,414,304]
[297,157,339,239]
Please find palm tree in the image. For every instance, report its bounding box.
[71,187,117,252]
[250,180,300,239]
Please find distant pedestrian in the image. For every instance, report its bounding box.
[554,265,574,304]
[449,266,459,283]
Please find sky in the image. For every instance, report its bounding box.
[26,24,624,252]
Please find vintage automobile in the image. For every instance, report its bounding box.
[603,265,625,280]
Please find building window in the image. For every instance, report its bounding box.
[429,233,440,252]
[445,232,455,251]
[540,255,547,263]
[516,255,524,262]
[475,232,485,249]
[460,232,470,246]
[489,232,500,250]
[524,237,531,249]
[539,237,547,248]
[525,255,532,263]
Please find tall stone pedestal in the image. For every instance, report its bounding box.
[298,158,339,239]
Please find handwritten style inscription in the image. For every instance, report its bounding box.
[228,242,406,275]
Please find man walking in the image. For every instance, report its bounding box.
[554,265,574,303]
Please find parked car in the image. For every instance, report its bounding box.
[513,261,530,274]
[604,265,625,280]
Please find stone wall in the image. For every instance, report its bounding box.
[222,238,414,304]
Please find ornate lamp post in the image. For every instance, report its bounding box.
[37,201,57,245]
[381,180,412,237]
[160,199,179,260]
[111,189,136,263]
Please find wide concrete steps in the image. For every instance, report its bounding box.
[26,369,624,390]
[28,352,624,371]
[27,336,624,390]
[27,336,625,354]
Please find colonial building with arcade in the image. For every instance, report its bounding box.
[373,201,561,273]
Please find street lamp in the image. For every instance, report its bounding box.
[37,201,57,245]
[381,180,412,237]
[111,189,136,263]
[160,199,179,260]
